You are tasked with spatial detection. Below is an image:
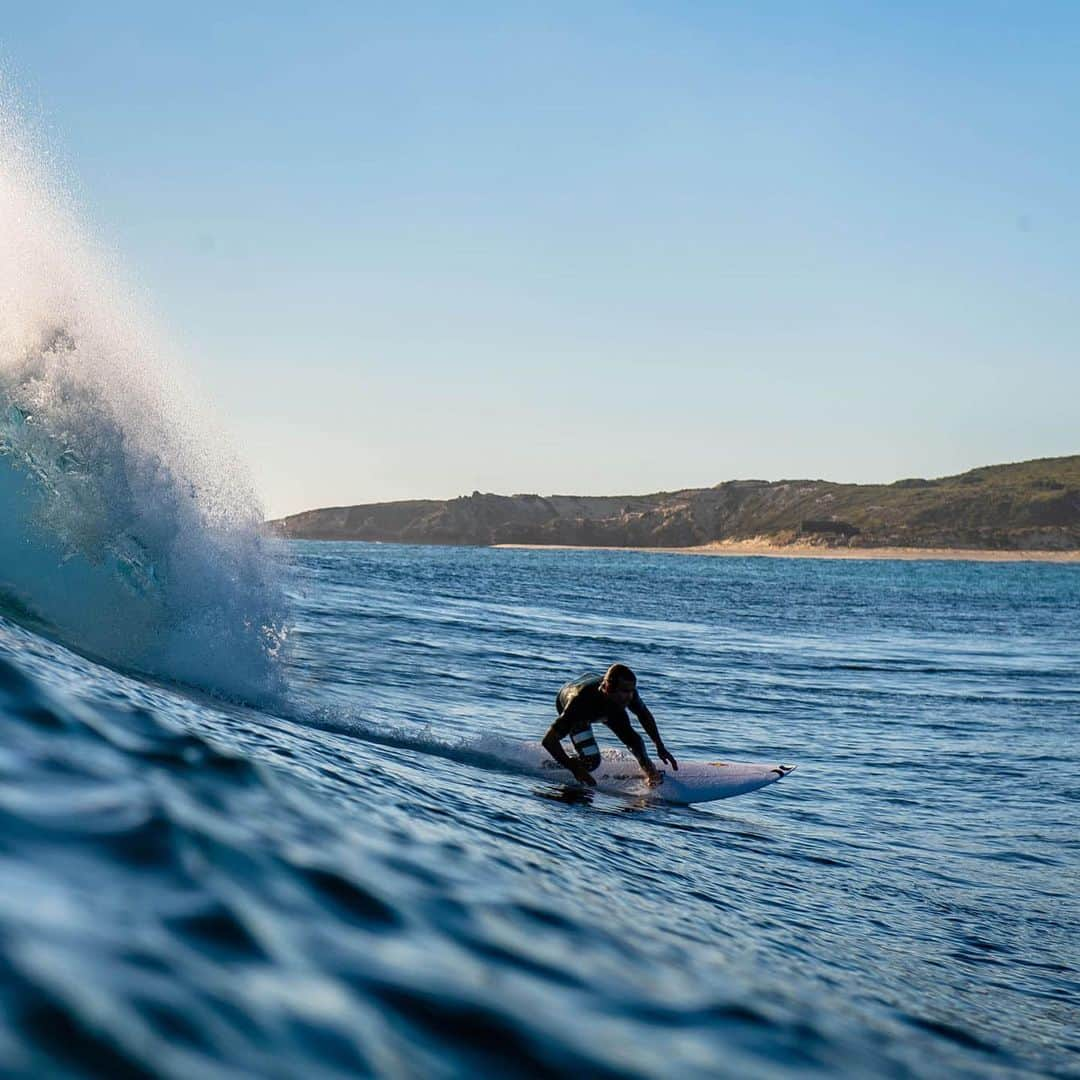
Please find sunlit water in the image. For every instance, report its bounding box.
[1,542,1076,1078]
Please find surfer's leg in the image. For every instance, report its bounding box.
[569,726,601,772]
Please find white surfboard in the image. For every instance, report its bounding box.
[535,747,796,804]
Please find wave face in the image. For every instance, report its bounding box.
[0,103,283,700]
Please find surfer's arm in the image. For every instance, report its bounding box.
[606,714,661,785]
[629,693,678,770]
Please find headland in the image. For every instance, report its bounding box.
[267,455,1080,559]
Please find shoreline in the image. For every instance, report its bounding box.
[494,540,1080,564]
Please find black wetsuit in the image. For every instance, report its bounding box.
[549,673,658,772]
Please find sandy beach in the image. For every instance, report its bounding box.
[496,540,1080,563]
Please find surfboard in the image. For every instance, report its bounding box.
[536,747,796,804]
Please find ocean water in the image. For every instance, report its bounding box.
[1,539,1077,1079]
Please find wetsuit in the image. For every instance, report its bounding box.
[549,673,658,773]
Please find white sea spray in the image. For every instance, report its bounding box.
[0,92,285,701]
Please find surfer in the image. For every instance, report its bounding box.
[542,664,679,788]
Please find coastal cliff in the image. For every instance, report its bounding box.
[267,455,1080,551]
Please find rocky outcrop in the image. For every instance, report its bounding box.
[267,456,1080,552]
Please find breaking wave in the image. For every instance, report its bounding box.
[0,95,284,700]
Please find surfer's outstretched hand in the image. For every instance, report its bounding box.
[657,745,679,771]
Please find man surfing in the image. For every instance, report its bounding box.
[541,664,679,788]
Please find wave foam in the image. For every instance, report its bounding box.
[0,93,284,700]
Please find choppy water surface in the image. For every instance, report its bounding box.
[0,542,1076,1078]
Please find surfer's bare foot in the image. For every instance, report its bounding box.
[644,767,663,788]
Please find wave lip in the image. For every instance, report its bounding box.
[0,98,284,701]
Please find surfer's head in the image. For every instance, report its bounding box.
[600,663,636,706]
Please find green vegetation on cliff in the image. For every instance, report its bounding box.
[268,456,1080,551]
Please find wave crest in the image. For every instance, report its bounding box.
[0,94,284,700]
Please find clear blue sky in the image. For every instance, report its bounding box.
[3,2,1077,517]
